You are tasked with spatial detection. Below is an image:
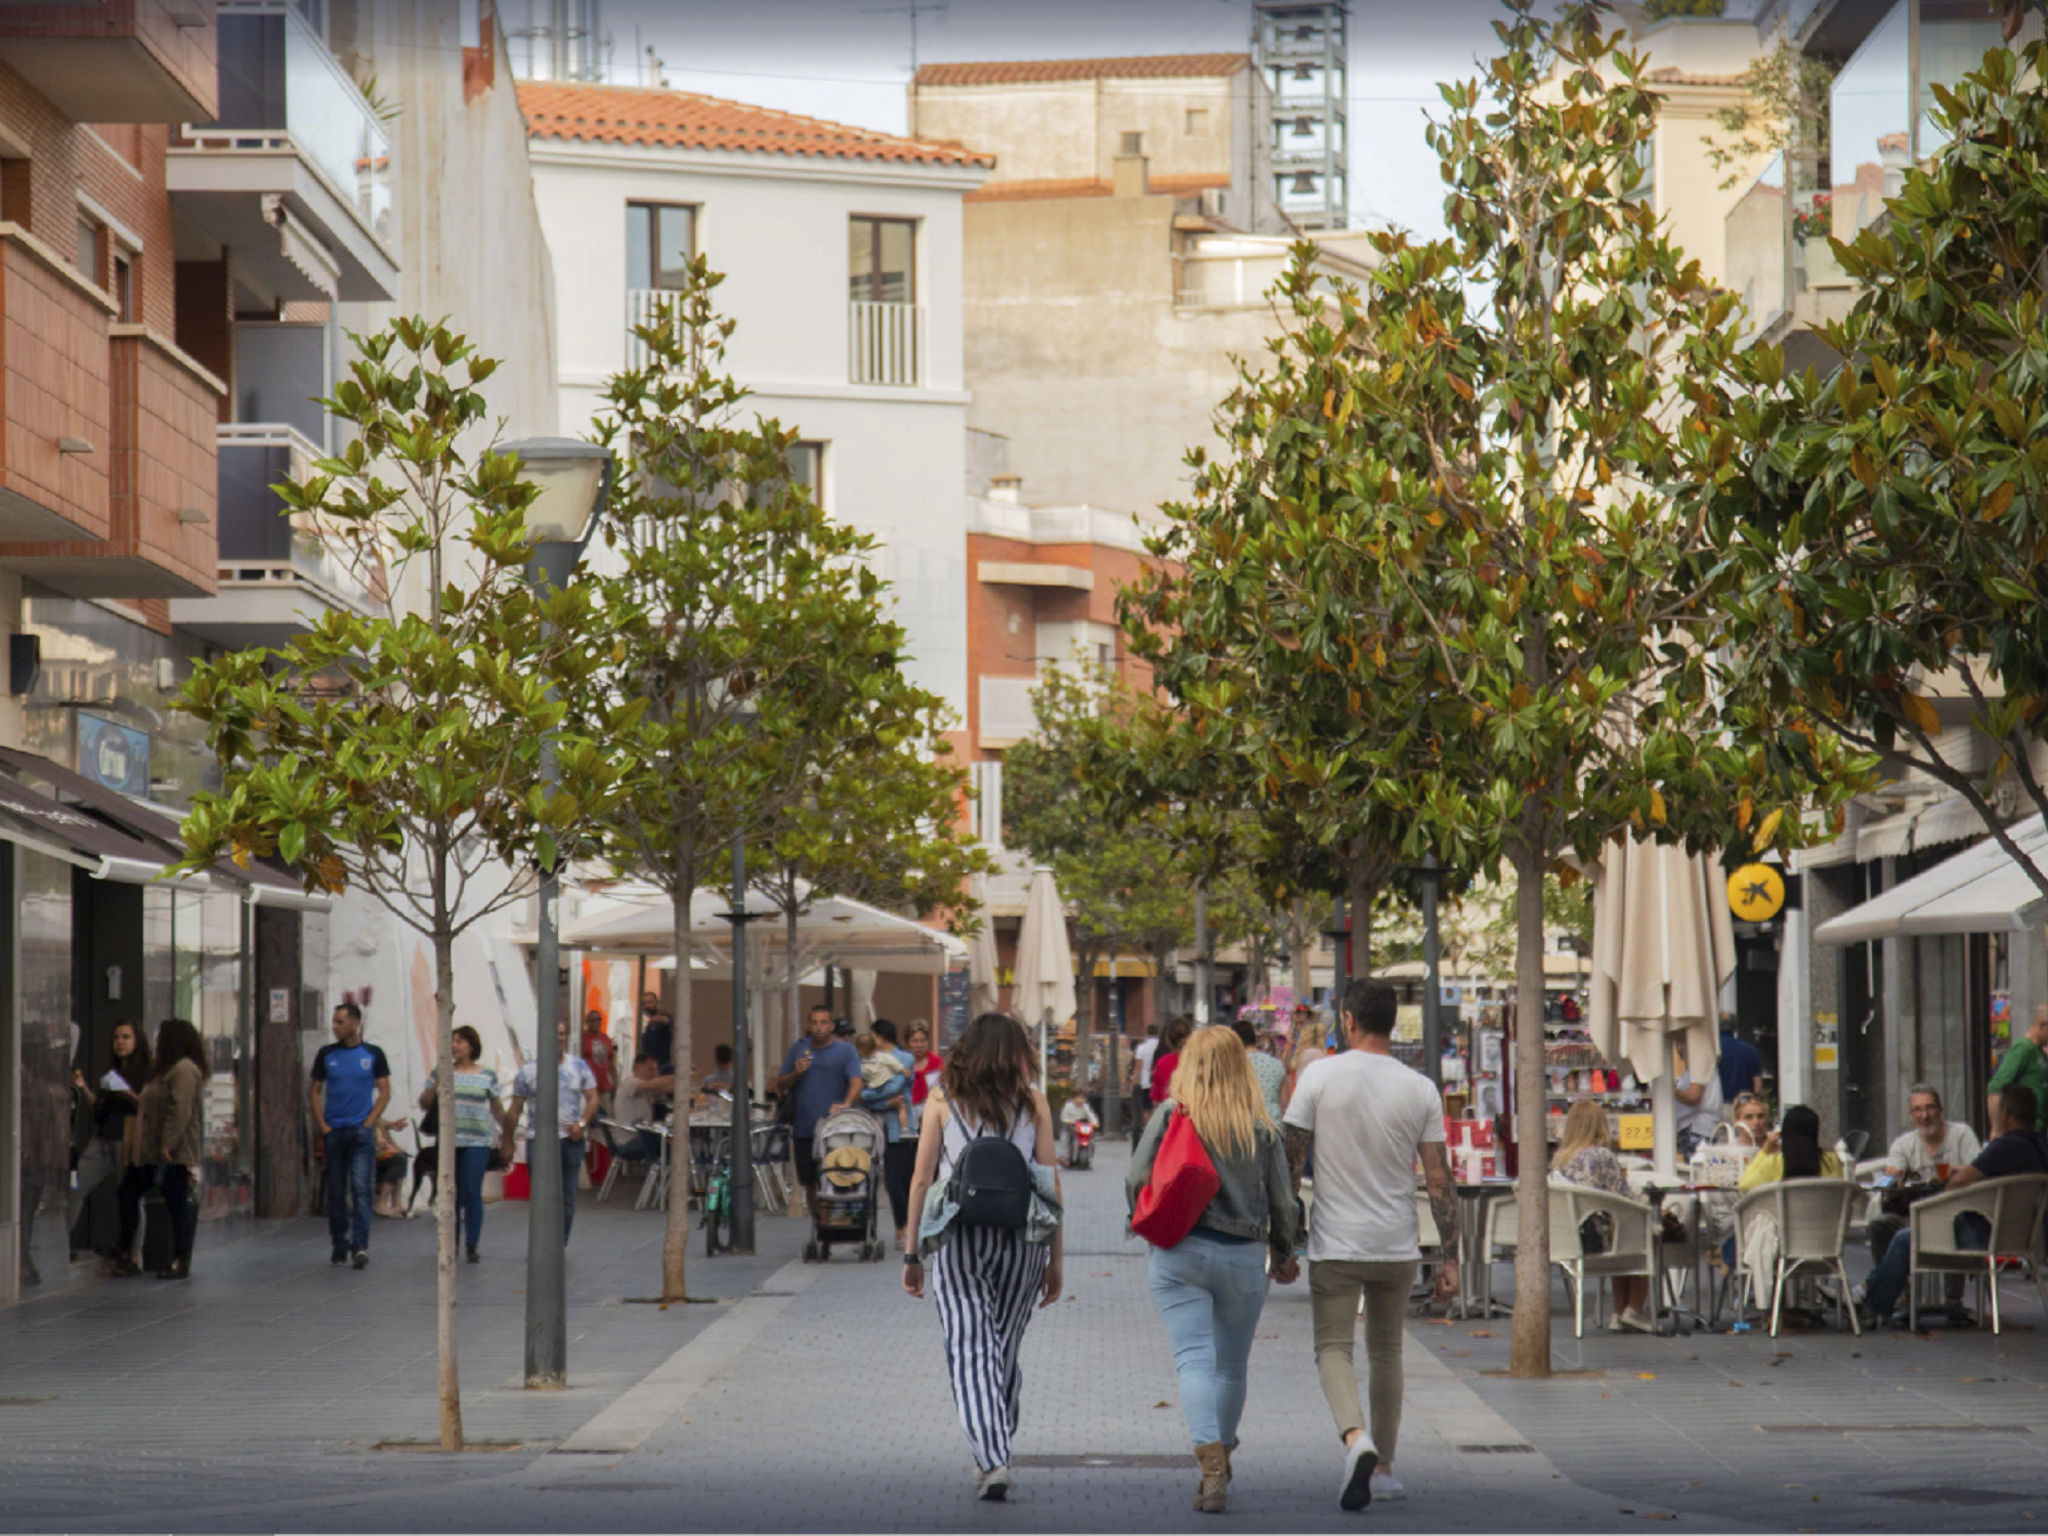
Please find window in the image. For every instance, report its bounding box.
[1185,108,1209,136]
[787,440,825,507]
[75,215,100,285]
[626,202,695,291]
[849,216,915,304]
[112,252,134,321]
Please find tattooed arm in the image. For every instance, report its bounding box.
[1283,1122,1312,1200]
[1419,1141,1462,1301]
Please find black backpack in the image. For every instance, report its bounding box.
[946,1115,1033,1230]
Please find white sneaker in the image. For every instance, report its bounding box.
[1371,1471,1406,1503]
[1616,1306,1654,1334]
[978,1466,1012,1501]
[1339,1435,1379,1510]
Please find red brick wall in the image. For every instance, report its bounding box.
[0,229,112,539]
[111,329,215,590]
[173,255,231,417]
[0,1,218,122]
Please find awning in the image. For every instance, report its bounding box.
[1814,814,2048,944]
[0,773,179,879]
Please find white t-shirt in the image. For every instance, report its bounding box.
[1675,1068,1724,1142]
[1283,1049,1445,1263]
[1885,1120,1981,1176]
[1135,1038,1159,1090]
[612,1074,668,1124]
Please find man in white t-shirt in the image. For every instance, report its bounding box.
[1283,979,1455,1512]
[1870,1082,1982,1268]
[1128,1025,1161,1142]
[1673,1052,1724,1157]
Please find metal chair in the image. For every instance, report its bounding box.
[591,1118,648,1204]
[1479,1192,1518,1318]
[753,1123,792,1212]
[1908,1173,2048,1334]
[1729,1177,1860,1337]
[1548,1181,1661,1338]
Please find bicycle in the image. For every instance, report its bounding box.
[699,1132,733,1258]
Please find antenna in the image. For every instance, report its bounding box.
[863,0,949,77]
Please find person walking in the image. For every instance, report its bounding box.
[311,1002,391,1270]
[903,1012,1063,1501]
[1151,1016,1195,1105]
[1129,1025,1300,1514]
[111,1019,207,1280]
[73,1020,150,1253]
[1988,1005,2048,1130]
[420,1025,506,1262]
[1281,1019,1327,1113]
[503,1020,601,1242]
[1282,979,1457,1510]
[1232,1016,1286,1124]
[773,1004,863,1212]
[1129,1023,1160,1146]
[872,1019,919,1250]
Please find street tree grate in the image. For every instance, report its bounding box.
[1888,1487,2035,1506]
[1457,1443,1537,1453]
[1758,1423,2032,1435]
[0,1396,58,1405]
[1013,1455,1191,1470]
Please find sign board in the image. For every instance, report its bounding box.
[1727,862,1786,923]
[938,967,971,1047]
[75,709,151,796]
[268,988,291,1025]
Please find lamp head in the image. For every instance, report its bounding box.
[505,437,614,587]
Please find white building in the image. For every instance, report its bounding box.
[516,80,993,719]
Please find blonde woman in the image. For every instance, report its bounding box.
[1127,1025,1301,1515]
[1552,1098,1650,1331]
[1281,1021,1327,1112]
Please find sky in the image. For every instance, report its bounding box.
[585,0,1548,238]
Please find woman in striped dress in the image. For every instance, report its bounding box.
[903,1013,1063,1501]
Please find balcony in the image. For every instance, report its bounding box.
[0,226,113,546]
[167,0,397,305]
[977,674,1039,750]
[0,0,218,124]
[850,300,924,387]
[625,286,680,372]
[166,423,378,649]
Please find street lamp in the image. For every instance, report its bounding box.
[717,689,762,1254]
[507,435,612,1391]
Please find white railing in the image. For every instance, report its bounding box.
[978,675,1039,746]
[850,299,923,386]
[625,287,686,371]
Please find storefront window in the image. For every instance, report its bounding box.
[143,886,253,1222]
[14,850,75,1289]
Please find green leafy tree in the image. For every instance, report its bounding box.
[174,318,627,1449]
[1703,18,2048,899]
[575,258,912,1302]
[1641,0,1723,16]
[1702,39,1837,192]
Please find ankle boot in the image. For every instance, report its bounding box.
[1193,1442,1229,1513]
[1224,1440,1236,1483]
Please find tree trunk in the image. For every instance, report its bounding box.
[660,873,696,1302]
[1347,837,1377,980]
[1291,898,1312,1004]
[1154,943,1175,1030]
[1073,942,1094,1107]
[433,925,463,1449]
[785,901,800,1106]
[1508,836,1553,1379]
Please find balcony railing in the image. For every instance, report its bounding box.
[199,1,391,237]
[626,286,683,372]
[215,423,375,611]
[850,300,923,386]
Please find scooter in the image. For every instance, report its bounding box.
[1065,1117,1096,1170]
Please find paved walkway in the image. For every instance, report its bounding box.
[2,1148,2044,1532]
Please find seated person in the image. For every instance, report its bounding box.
[1059,1090,1099,1164]
[1729,1092,1772,1148]
[1868,1082,1981,1265]
[1722,1104,1841,1271]
[700,1044,735,1097]
[612,1052,676,1164]
[1859,1086,2048,1325]
[1673,1049,1724,1158]
[372,1116,410,1217]
[1552,1098,1653,1333]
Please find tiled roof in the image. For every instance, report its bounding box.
[517,80,994,168]
[1643,66,1748,87]
[914,53,1250,87]
[965,172,1230,204]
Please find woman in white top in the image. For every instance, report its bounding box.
[903,1013,1062,1502]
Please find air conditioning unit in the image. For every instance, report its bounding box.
[1200,188,1229,220]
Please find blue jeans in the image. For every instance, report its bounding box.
[1864,1212,1991,1320]
[455,1146,491,1250]
[1147,1232,1271,1448]
[325,1125,376,1252]
[528,1138,585,1241]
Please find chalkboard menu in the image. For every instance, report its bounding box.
[939,967,971,1046]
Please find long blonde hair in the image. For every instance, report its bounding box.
[1171,1025,1272,1159]
[1553,1098,1612,1167]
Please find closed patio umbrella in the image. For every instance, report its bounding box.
[967,871,1002,1019]
[1587,836,1737,1179]
[1011,866,1077,1086]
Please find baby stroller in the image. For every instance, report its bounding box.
[804,1106,886,1263]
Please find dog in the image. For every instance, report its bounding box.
[404,1109,439,1216]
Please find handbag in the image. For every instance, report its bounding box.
[1131,1109,1220,1249]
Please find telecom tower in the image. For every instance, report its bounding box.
[1254,1,1349,232]
[506,0,607,83]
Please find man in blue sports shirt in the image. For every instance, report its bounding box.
[312,1002,391,1269]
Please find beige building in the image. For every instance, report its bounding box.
[911,53,1374,522]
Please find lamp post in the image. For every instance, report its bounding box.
[508,436,613,1390]
[1420,854,1444,1086]
[717,692,761,1254]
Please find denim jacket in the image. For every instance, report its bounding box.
[1126,1102,1299,1250]
[918,1162,1061,1255]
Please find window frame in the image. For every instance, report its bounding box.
[848,215,917,305]
[787,439,827,510]
[626,201,698,293]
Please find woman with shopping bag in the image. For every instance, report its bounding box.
[1127,1025,1301,1515]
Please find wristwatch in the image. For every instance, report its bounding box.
[903,1253,922,1266]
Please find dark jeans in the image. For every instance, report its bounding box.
[882,1140,914,1233]
[454,1146,491,1250]
[116,1164,196,1264]
[325,1124,376,1252]
[1864,1212,1992,1320]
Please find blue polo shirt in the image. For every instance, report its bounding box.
[778,1036,862,1137]
[312,1040,391,1128]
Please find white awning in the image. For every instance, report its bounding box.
[1814,814,2048,944]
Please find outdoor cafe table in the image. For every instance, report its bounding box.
[1450,1179,1516,1320]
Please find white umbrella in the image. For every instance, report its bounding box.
[1011,865,1077,1085]
[966,871,1002,1018]
[1587,836,1737,1179]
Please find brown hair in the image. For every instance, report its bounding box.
[151,1018,210,1083]
[1159,1015,1194,1056]
[452,1025,484,1063]
[941,1013,1034,1134]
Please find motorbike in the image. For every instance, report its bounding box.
[1064,1116,1096,1170]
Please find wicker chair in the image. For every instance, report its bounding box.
[1729,1177,1860,1337]
[1907,1173,2048,1334]
[1548,1180,1660,1338]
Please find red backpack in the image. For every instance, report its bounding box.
[1131,1109,1220,1248]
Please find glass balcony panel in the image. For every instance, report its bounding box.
[1918,0,2007,157]
[1828,1,1910,241]
[1725,151,1789,338]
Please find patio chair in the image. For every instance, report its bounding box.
[1548,1180,1660,1338]
[752,1123,793,1212]
[1908,1173,2048,1334]
[1729,1177,1860,1337]
[591,1118,649,1203]
[1478,1192,1518,1318]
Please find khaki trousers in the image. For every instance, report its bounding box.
[1309,1259,1416,1462]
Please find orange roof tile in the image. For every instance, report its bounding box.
[914,54,1249,87]
[1644,66,1749,87]
[517,80,993,169]
[965,172,1231,204]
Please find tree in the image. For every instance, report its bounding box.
[1703,20,2048,900]
[1641,0,1723,16]
[574,258,911,1302]
[1701,39,1837,193]
[173,318,626,1449]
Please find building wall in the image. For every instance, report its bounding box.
[913,73,1247,187]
